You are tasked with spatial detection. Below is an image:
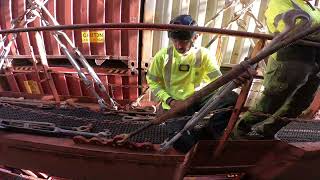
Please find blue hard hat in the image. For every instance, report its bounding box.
[168,15,197,40]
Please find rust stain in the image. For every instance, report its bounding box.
[73,135,157,152]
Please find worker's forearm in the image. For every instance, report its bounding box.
[148,83,171,103]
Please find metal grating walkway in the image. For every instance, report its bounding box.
[275,121,320,143]
[0,103,169,144]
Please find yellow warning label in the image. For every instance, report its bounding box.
[24,80,41,94]
[82,30,105,43]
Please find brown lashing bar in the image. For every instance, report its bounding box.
[152,23,320,125]
[0,23,319,47]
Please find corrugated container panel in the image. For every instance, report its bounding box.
[0,0,141,104]
[218,2,235,65]
[0,0,18,55]
[56,0,75,52]
[190,0,208,47]
[220,0,267,65]
[204,0,225,65]
[43,0,60,55]
[12,0,30,56]
[0,67,138,103]
[141,0,269,68]
[106,0,121,57]
[73,0,90,54]
[151,0,173,56]
[201,0,219,48]
[121,0,141,68]
[229,0,266,64]
[141,0,157,69]
[89,0,106,56]
[0,0,141,66]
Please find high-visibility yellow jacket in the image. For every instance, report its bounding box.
[147,46,221,109]
[265,0,320,37]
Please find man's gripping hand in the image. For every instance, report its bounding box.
[233,65,257,86]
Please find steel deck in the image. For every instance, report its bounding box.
[0,103,169,144]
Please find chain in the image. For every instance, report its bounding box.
[0,101,156,125]
[0,101,236,124]
[247,110,314,122]
[0,102,147,125]
[210,106,234,115]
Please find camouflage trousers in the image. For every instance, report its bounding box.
[235,55,320,138]
[165,91,238,153]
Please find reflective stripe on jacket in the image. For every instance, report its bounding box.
[147,46,221,109]
[265,0,320,36]
[265,0,320,60]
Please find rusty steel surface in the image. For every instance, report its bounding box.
[73,135,157,152]
[185,140,320,179]
[2,124,320,179]
[186,140,279,175]
[246,141,320,180]
[0,132,185,180]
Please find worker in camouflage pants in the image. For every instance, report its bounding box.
[234,0,320,138]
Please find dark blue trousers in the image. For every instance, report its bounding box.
[166,91,238,153]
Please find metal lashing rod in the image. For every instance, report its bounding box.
[28,0,118,110]
[51,33,108,110]
[52,29,117,110]
[212,10,312,158]
[114,122,153,145]
[113,11,319,144]
[160,10,313,152]
[73,47,119,109]
[0,37,15,70]
[34,31,61,103]
[1,23,320,47]
[0,5,41,70]
[151,10,319,126]
[160,81,238,151]
[212,40,265,158]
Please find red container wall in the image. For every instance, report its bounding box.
[0,0,141,103]
[0,67,138,103]
[0,0,141,65]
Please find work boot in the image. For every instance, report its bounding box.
[232,120,252,140]
[251,117,288,139]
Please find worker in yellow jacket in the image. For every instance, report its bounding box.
[235,0,320,138]
[147,15,239,152]
[147,15,223,110]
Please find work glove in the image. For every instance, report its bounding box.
[169,100,185,110]
[151,99,187,124]
[233,65,257,86]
